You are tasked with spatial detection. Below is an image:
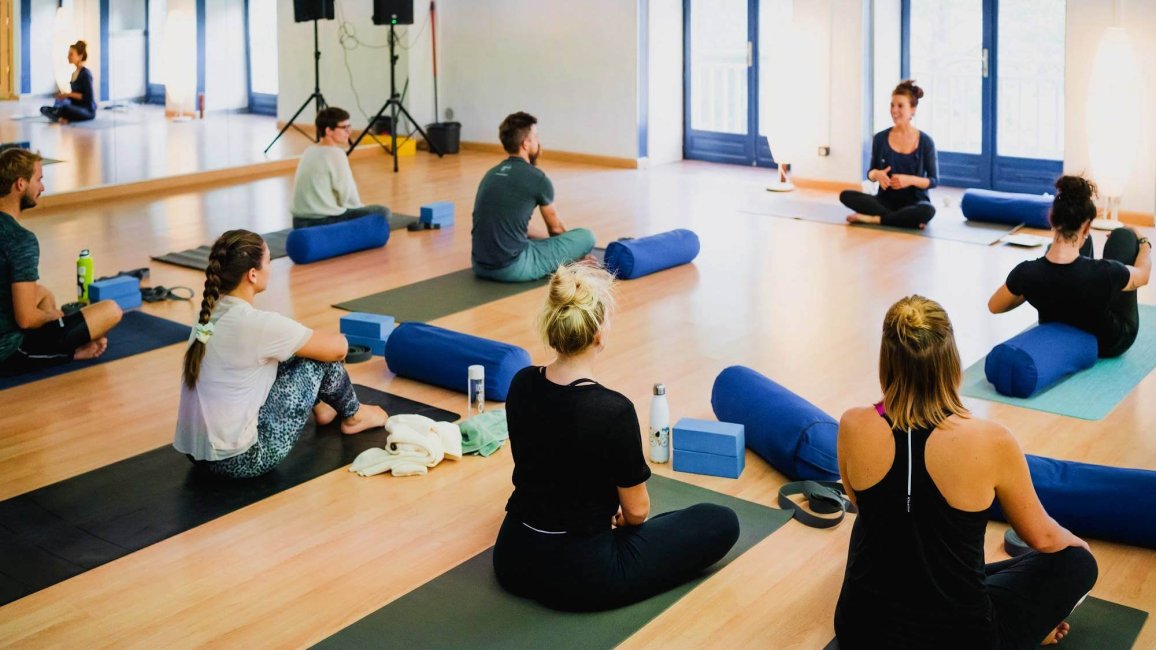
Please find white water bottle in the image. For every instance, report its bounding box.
[467,365,485,418]
[649,383,670,463]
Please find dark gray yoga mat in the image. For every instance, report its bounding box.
[151,215,419,271]
[0,385,458,607]
[317,474,794,650]
[823,596,1148,649]
[334,269,548,323]
[741,197,1019,245]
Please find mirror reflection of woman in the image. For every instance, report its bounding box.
[40,41,97,125]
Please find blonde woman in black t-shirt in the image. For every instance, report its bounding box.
[989,176,1151,357]
[493,262,739,611]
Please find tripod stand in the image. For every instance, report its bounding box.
[347,23,443,172]
[265,20,327,154]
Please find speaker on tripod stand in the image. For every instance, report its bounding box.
[264,0,335,153]
[294,0,334,22]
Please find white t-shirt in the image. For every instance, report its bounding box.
[174,296,313,461]
[290,145,363,218]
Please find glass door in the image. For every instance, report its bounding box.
[905,0,1063,193]
[684,0,755,165]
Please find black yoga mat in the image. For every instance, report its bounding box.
[822,596,1148,650]
[0,311,189,390]
[334,269,548,323]
[317,474,793,649]
[151,215,419,271]
[0,385,458,607]
[741,197,1019,246]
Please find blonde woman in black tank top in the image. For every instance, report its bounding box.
[834,296,1096,649]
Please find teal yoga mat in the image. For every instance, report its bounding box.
[962,305,1156,420]
[316,474,793,649]
[823,596,1148,649]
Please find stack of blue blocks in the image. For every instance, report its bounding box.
[672,418,745,479]
[420,201,454,227]
[340,313,396,356]
[88,276,141,310]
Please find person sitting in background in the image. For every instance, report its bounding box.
[0,149,121,377]
[988,176,1150,358]
[290,107,390,229]
[174,229,387,478]
[471,112,595,282]
[40,41,97,125]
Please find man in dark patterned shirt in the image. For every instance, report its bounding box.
[0,149,122,377]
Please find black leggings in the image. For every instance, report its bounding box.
[493,503,740,612]
[987,546,1098,649]
[1099,227,1141,357]
[839,190,936,229]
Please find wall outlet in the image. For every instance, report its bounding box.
[817,146,830,157]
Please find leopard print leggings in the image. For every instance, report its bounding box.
[206,357,360,479]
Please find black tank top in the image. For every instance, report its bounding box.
[834,408,995,649]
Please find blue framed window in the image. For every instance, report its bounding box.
[900,0,1063,194]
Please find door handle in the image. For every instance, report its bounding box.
[747,41,753,68]
[982,48,989,78]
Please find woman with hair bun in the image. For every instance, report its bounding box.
[40,41,97,124]
[988,175,1151,357]
[840,80,939,229]
[835,295,1097,649]
[493,262,739,611]
[173,229,386,479]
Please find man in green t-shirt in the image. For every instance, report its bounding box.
[471,112,595,282]
[0,149,122,377]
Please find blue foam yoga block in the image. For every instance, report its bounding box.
[673,447,745,479]
[673,418,744,457]
[710,366,839,481]
[340,313,396,339]
[603,229,700,280]
[345,334,386,356]
[420,201,454,225]
[961,188,1053,229]
[89,276,139,300]
[984,323,1098,398]
[384,322,531,402]
[991,455,1156,549]
[285,214,390,264]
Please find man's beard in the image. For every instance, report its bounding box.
[529,144,541,167]
[19,193,36,211]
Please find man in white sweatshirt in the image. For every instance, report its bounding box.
[290,107,389,229]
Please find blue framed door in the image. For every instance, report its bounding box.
[902,0,1063,193]
[683,0,775,167]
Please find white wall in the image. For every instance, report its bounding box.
[1064,0,1156,214]
[276,0,411,131]
[436,0,639,159]
[872,0,900,135]
[647,0,683,165]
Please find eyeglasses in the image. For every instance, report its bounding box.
[336,123,352,131]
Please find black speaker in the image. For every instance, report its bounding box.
[294,0,334,23]
[373,0,414,25]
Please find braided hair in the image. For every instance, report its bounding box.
[182,230,266,389]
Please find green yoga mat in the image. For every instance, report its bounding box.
[316,475,793,649]
[741,197,1019,246]
[334,269,548,323]
[823,596,1148,649]
[962,305,1156,420]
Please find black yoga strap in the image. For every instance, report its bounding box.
[777,480,857,529]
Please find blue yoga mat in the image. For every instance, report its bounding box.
[962,305,1156,420]
[0,311,190,390]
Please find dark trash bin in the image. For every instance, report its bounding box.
[425,121,461,154]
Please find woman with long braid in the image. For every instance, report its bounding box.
[173,230,386,478]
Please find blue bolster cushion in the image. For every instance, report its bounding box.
[984,324,1098,398]
[991,456,1156,549]
[960,188,1053,229]
[603,229,700,280]
[710,366,839,481]
[384,322,531,402]
[286,214,390,264]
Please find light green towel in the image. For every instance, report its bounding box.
[459,410,508,457]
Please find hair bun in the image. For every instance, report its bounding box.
[898,79,924,100]
[1054,175,1095,204]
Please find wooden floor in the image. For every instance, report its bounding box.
[0,149,1154,648]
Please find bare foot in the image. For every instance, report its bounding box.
[73,337,108,360]
[846,213,882,225]
[340,404,388,435]
[313,402,338,426]
[59,118,70,125]
[1041,621,1070,645]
